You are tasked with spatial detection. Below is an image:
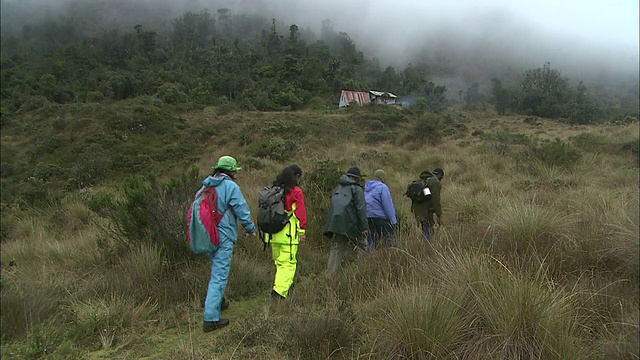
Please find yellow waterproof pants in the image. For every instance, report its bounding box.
[271,242,298,298]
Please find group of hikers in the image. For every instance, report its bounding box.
[196,155,444,332]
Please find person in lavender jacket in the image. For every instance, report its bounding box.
[364,169,397,252]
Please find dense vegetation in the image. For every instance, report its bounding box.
[1,2,638,359]
[2,1,637,122]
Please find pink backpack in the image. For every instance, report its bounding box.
[187,187,224,254]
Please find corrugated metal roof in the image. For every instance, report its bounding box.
[370,90,397,98]
[340,90,371,107]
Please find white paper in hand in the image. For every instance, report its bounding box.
[423,187,431,196]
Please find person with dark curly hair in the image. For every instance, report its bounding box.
[267,164,307,300]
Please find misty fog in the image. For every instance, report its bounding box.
[2,0,638,96]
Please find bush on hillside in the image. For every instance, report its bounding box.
[156,83,188,104]
[88,168,200,262]
[523,139,582,168]
[570,132,605,150]
[252,137,298,161]
[404,113,442,145]
[86,91,105,102]
[68,143,113,188]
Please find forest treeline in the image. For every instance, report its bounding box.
[0,1,637,123]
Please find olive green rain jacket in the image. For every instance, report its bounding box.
[323,175,367,240]
[412,176,442,221]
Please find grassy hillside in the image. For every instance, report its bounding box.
[1,100,639,359]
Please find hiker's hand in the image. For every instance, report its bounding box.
[248,231,256,237]
[300,235,306,242]
[436,215,443,226]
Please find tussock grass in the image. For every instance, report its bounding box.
[434,249,589,359]
[68,294,158,348]
[486,199,571,259]
[372,285,467,359]
[117,242,162,290]
[0,277,61,342]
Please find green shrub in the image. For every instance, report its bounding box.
[51,118,68,131]
[495,131,531,145]
[111,154,153,173]
[405,113,442,145]
[88,168,200,262]
[305,158,342,194]
[253,137,298,161]
[525,139,582,167]
[68,143,112,188]
[570,132,606,151]
[523,116,543,125]
[364,131,396,144]
[156,83,188,104]
[19,177,53,206]
[239,156,266,171]
[265,118,306,139]
[621,138,639,158]
[17,96,51,113]
[33,162,66,182]
[86,91,105,102]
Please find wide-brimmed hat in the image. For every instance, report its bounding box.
[213,156,241,172]
[419,170,433,179]
[346,167,363,179]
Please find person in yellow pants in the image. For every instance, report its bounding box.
[268,164,307,299]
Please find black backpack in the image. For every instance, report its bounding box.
[257,185,291,240]
[406,179,431,203]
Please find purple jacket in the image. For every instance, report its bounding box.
[364,180,397,224]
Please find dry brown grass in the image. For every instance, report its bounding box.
[1,110,637,359]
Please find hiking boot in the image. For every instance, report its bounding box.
[203,319,229,332]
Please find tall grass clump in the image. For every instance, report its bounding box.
[67,294,158,349]
[435,250,589,359]
[372,285,467,359]
[0,279,61,342]
[287,308,361,359]
[486,199,570,260]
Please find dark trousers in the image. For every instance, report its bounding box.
[420,218,434,240]
[367,218,396,252]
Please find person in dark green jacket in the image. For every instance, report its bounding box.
[323,167,368,275]
[411,168,444,240]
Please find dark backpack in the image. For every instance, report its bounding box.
[406,179,431,203]
[257,185,291,240]
[187,187,224,254]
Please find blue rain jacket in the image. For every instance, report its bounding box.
[364,180,397,224]
[197,174,256,242]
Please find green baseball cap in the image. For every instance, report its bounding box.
[213,156,241,172]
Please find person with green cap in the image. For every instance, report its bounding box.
[199,155,256,332]
[323,167,368,275]
[365,169,397,251]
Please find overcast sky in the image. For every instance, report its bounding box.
[223,0,638,80]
